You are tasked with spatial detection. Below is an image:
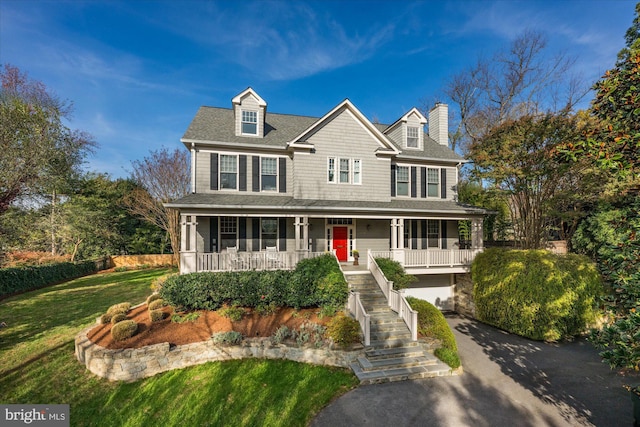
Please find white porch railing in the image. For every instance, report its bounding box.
[196,251,326,272]
[371,248,482,269]
[368,250,418,341]
[348,291,370,346]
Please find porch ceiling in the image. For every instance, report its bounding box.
[165,193,486,218]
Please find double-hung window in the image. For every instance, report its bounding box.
[396,166,409,196]
[220,216,237,249]
[407,126,419,148]
[328,158,336,183]
[261,218,278,249]
[339,158,350,183]
[427,220,440,248]
[220,154,237,190]
[353,159,361,184]
[427,168,439,197]
[261,157,277,191]
[241,110,257,135]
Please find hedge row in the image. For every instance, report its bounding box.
[159,254,348,310]
[0,261,98,298]
[472,248,603,341]
[407,297,461,369]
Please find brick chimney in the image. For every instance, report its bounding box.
[429,103,448,146]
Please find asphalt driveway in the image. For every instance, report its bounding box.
[311,314,640,427]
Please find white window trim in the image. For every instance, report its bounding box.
[260,217,278,250]
[406,125,419,149]
[241,109,258,136]
[339,158,350,184]
[352,159,362,185]
[260,156,278,192]
[396,165,410,197]
[328,157,337,184]
[427,167,440,198]
[219,154,238,191]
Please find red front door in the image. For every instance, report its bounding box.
[333,227,348,261]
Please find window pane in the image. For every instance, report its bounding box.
[261,158,277,191]
[220,155,237,189]
[340,158,350,183]
[353,159,361,184]
[261,218,278,249]
[428,168,439,197]
[220,217,237,249]
[397,166,409,196]
[427,220,439,248]
[407,126,419,147]
[328,158,336,182]
[241,110,257,135]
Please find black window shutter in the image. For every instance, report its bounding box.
[391,164,396,197]
[252,156,260,192]
[421,219,427,249]
[411,219,418,249]
[238,217,247,251]
[252,218,260,251]
[411,167,417,198]
[441,168,447,199]
[210,217,218,252]
[278,218,287,250]
[210,153,218,190]
[239,155,247,191]
[279,157,287,193]
[441,220,448,249]
[421,167,427,198]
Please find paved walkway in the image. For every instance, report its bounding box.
[311,314,640,427]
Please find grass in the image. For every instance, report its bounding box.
[0,267,358,426]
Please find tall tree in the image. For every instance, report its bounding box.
[0,64,95,217]
[125,147,190,266]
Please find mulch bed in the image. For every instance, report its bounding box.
[88,304,330,350]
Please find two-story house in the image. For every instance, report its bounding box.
[166,88,485,309]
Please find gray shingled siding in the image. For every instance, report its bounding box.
[385,123,403,147]
[293,110,390,202]
[355,219,391,253]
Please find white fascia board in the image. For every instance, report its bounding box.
[180,138,288,152]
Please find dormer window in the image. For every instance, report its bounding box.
[242,110,258,135]
[407,126,419,148]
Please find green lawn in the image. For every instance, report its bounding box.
[0,268,358,426]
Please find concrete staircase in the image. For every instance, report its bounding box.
[346,272,452,384]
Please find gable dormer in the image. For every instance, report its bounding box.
[383,108,427,150]
[232,87,267,138]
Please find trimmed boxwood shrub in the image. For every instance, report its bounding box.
[146,294,162,305]
[472,248,603,341]
[212,331,243,345]
[110,313,127,325]
[107,302,131,315]
[149,309,167,322]
[374,258,417,290]
[407,297,460,369]
[326,313,361,348]
[111,320,138,341]
[160,254,347,310]
[148,299,166,311]
[0,260,97,298]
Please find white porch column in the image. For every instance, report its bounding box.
[180,214,198,274]
[190,143,196,193]
[180,214,188,252]
[294,216,309,251]
[390,219,398,249]
[391,218,405,265]
[471,218,484,250]
[302,216,309,251]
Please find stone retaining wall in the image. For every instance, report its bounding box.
[75,325,363,382]
[454,273,475,318]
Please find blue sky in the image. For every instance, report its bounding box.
[1,0,636,178]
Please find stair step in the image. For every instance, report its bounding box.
[367,338,418,349]
[349,362,453,385]
[365,345,427,360]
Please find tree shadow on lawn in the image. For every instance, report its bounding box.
[449,314,640,427]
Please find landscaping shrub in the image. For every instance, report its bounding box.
[374,257,417,290]
[212,331,243,345]
[406,297,460,369]
[107,302,131,315]
[146,293,162,305]
[0,260,97,298]
[110,313,127,325]
[255,301,279,317]
[148,299,166,311]
[171,312,200,323]
[294,322,326,347]
[472,248,603,341]
[271,325,292,345]
[326,313,361,348]
[100,313,113,324]
[111,320,138,341]
[149,309,167,322]
[218,306,245,322]
[160,254,347,310]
